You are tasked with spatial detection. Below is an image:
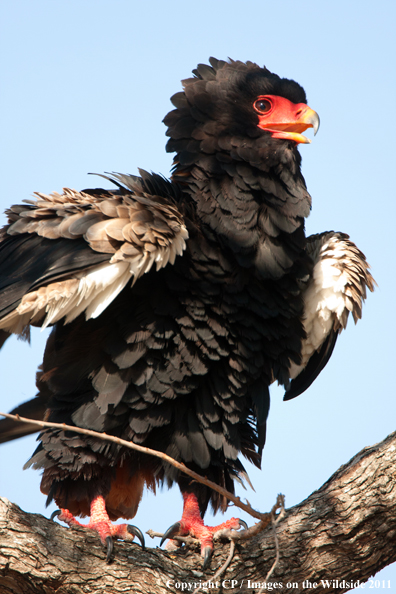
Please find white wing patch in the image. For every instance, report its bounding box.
[0,262,130,334]
[0,180,188,337]
[289,232,375,380]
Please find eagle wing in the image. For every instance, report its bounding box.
[284,231,375,400]
[0,172,188,340]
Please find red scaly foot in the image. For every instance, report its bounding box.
[160,492,247,568]
[51,495,144,562]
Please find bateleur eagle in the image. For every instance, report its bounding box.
[0,58,374,565]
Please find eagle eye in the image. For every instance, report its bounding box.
[253,98,272,115]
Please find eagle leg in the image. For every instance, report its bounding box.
[51,495,145,562]
[160,492,244,568]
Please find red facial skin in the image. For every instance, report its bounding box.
[254,95,320,144]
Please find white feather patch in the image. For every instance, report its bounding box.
[289,237,357,380]
[0,232,187,336]
[0,177,190,338]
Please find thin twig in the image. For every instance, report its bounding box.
[258,494,285,594]
[146,529,197,546]
[0,411,266,522]
[227,515,272,541]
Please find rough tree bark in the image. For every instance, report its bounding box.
[0,431,395,594]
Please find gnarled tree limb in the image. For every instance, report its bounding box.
[1,432,395,594]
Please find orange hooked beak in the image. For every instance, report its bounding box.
[255,95,320,144]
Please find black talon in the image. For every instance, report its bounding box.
[127,524,145,548]
[50,509,62,522]
[105,536,114,563]
[202,546,213,570]
[238,519,248,530]
[160,521,181,547]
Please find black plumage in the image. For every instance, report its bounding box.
[0,59,374,543]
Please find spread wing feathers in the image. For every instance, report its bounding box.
[0,393,48,444]
[0,173,188,336]
[285,231,375,400]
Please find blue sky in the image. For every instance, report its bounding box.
[0,0,395,587]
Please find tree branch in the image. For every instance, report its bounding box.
[1,432,395,593]
[0,411,268,523]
